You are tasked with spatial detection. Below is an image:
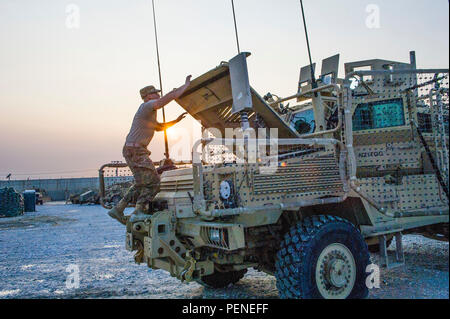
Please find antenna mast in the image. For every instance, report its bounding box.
[231,0,241,54]
[299,0,317,88]
[152,0,170,159]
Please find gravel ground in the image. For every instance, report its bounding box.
[0,203,448,299]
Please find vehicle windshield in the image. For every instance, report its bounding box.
[290,108,315,135]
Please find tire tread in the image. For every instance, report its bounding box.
[275,215,369,299]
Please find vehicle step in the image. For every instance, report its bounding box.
[379,232,405,269]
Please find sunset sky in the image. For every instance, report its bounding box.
[0,0,448,179]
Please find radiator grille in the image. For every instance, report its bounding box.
[160,177,194,192]
[253,156,343,195]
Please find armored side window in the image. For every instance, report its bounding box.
[353,98,405,131]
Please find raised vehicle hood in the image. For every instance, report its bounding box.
[176,63,299,138]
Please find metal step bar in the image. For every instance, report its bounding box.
[379,232,405,269]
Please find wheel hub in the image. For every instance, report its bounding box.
[315,243,356,299]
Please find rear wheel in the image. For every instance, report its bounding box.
[275,215,370,299]
[197,269,247,288]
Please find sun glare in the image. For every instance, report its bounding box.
[166,126,180,140]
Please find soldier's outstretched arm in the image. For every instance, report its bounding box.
[155,112,188,132]
[153,75,192,110]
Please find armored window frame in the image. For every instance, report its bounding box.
[353,98,406,131]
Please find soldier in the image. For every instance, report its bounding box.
[108,75,191,225]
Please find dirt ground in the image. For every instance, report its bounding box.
[0,203,448,299]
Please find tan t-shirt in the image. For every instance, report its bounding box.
[125,101,158,147]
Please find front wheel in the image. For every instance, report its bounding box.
[275,215,370,299]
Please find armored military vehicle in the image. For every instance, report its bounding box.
[100,51,448,299]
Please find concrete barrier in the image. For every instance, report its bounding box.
[0,176,133,201]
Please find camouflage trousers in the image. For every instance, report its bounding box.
[122,146,160,206]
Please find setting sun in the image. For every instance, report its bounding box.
[166,126,181,140]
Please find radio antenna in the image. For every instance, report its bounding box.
[299,0,317,88]
[231,0,241,54]
[152,0,170,159]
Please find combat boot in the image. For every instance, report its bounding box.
[107,199,128,225]
[129,203,152,223]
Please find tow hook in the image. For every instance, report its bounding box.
[180,251,197,283]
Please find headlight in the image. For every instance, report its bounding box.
[218,180,236,209]
[219,180,232,200]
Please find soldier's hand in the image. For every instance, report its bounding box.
[185,75,192,86]
[177,112,188,122]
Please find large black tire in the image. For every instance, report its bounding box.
[275,215,370,299]
[197,269,247,288]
